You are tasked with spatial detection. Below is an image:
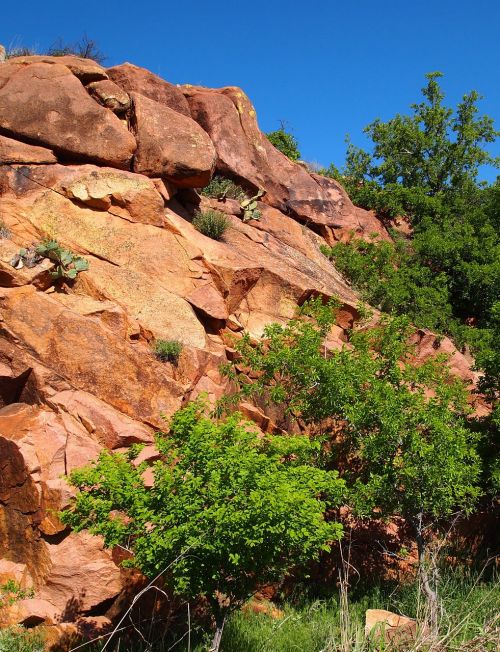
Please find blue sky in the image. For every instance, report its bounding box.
[2,0,500,180]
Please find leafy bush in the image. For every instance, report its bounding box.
[152,339,182,363]
[201,175,246,201]
[192,209,231,241]
[223,299,482,634]
[266,125,301,161]
[321,237,455,335]
[62,401,344,651]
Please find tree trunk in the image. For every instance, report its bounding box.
[209,609,227,652]
[415,531,439,639]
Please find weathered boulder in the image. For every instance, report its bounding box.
[50,164,167,226]
[107,62,191,116]
[0,63,136,168]
[365,609,427,645]
[0,134,57,164]
[86,79,131,113]
[0,286,186,426]
[131,91,216,187]
[5,54,108,83]
[38,532,122,614]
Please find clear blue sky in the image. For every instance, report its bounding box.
[2,0,500,180]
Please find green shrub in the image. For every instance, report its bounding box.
[224,299,482,635]
[266,125,301,161]
[321,237,455,335]
[201,175,246,201]
[152,339,182,363]
[192,209,231,240]
[61,400,344,651]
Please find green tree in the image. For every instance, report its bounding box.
[329,72,499,222]
[224,301,482,635]
[266,122,301,161]
[322,73,499,390]
[61,401,344,651]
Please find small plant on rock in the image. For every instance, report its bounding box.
[240,189,265,222]
[192,209,230,241]
[0,218,11,239]
[0,580,34,610]
[152,339,183,363]
[35,240,89,281]
[200,175,246,201]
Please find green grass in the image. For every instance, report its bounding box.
[86,568,499,652]
[0,627,44,652]
[192,209,231,241]
[3,571,497,652]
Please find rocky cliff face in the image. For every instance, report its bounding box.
[0,55,478,635]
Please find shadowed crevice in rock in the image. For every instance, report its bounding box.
[0,370,37,407]
[40,530,71,546]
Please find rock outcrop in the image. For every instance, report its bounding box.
[0,53,479,639]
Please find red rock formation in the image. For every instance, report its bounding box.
[107,62,191,116]
[0,63,136,168]
[0,54,479,639]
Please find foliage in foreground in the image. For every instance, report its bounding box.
[62,401,344,648]
[192,209,231,241]
[0,627,44,652]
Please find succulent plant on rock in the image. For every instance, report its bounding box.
[240,189,265,222]
[35,240,89,280]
